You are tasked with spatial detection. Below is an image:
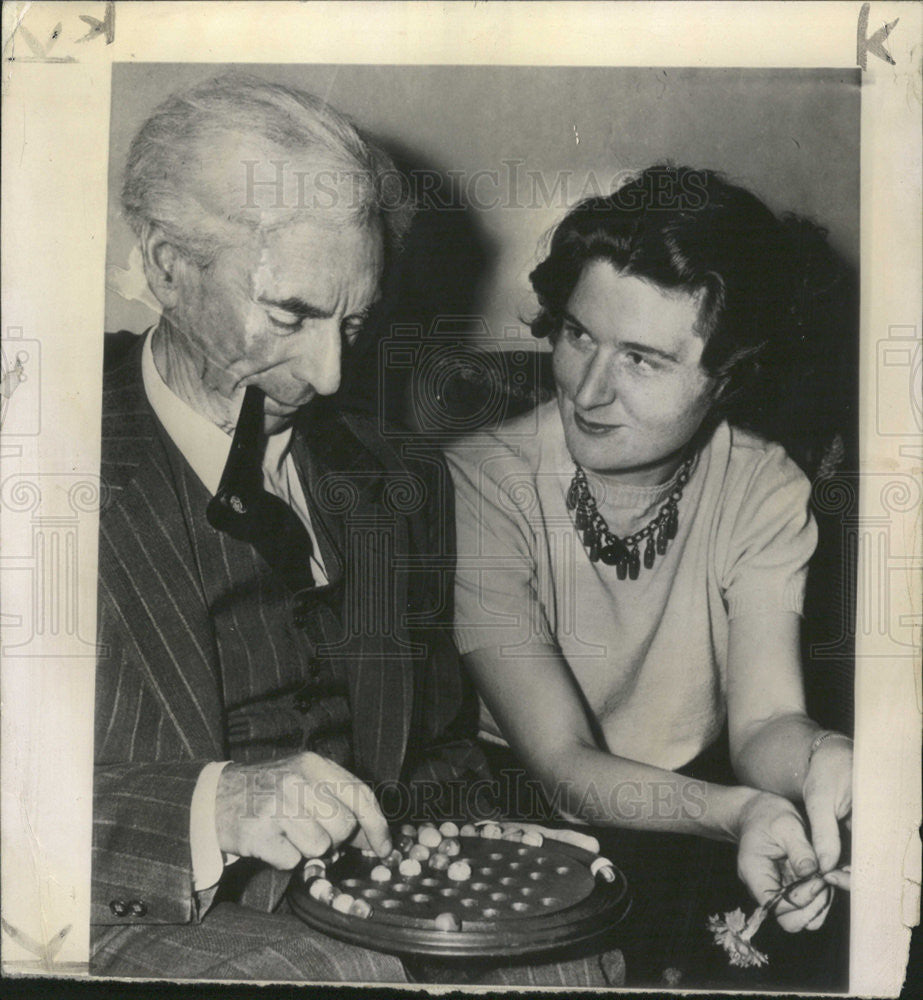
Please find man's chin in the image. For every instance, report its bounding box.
[262,396,314,435]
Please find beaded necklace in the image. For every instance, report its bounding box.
[565,455,695,580]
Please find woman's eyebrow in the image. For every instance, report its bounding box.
[621,340,679,363]
[561,309,589,333]
[562,310,679,362]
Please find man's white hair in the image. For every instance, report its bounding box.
[121,73,413,267]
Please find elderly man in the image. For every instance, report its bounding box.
[92,74,623,985]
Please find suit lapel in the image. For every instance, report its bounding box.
[100,339,224,759]
[291,412,415,784]
[102,339,417,778]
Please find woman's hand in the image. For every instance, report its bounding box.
[735,789,833,932]
[802,735,853,883]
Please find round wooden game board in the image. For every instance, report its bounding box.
[288,833,631,958]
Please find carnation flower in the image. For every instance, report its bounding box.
[708,867,848,970]
[707,906,770,968]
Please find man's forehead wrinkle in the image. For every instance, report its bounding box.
[192,129,362,216]
[249,251,338,316]
[186,132,277,216]
[176,130,381,276]
[252,245,283,305]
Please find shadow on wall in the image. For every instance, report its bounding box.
[337,139,500,430]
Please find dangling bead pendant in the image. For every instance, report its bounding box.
[566,456,695,580]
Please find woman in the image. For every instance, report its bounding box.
[445,166,853,987]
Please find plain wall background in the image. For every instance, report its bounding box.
[105,63,859,340]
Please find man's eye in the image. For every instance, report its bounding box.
[267,311,303,332]
[342,317,368,347]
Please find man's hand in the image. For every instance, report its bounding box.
[215,752,391,869]
[736,790,833,932]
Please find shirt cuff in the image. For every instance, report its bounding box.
[190,760,238,892]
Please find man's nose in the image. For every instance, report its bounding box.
[574,352,616,410]
[297,322,342,397]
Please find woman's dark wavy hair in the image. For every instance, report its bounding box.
[529,165,855,471]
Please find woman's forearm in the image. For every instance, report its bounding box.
[462,645,780,844]
[731,712,822,801]
[536,741,759,843]
[726,615,828,802]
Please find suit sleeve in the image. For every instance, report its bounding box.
[93,762,204,925]
[93,546,219,927]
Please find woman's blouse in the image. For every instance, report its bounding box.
[445,400,817,771]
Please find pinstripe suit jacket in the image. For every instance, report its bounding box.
[93,334,486,927]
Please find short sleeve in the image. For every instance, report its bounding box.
[445,440,554,655]
[719,441,818,620]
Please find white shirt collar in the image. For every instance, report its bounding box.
[141,327,292,496]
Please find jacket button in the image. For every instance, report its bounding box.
[129,899,147,917]
[292,597,308,629]
[109,899,129,917]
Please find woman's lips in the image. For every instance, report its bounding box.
[574,411,620,435]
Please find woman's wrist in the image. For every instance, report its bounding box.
[715,784,769,842]
[807,730,853,766]
[802,730,853,799]
[725,785,809,846]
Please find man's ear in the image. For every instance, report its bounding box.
[139,223,185,309]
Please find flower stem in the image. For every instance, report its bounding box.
[741,872,821,942]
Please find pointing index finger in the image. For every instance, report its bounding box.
[339,778,391,856]
[294,755,391,856]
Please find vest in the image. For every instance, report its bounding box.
[166,425,356,767]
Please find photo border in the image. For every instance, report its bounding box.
[1,2,920,995]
